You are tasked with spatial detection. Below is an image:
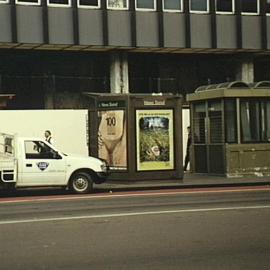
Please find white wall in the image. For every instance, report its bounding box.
[0,110,88,155]
[182,108,190,167]
[0,108,190,160]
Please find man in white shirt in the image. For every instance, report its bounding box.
[44,130,54,145]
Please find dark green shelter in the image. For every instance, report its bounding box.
[187,81,270,178]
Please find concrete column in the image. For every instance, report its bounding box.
[236,59,254,84]
[110,52,129,94]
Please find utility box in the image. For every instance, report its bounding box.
[84,93,183,181]
[187,81,270,178]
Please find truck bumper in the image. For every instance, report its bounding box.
[95,172,109,184]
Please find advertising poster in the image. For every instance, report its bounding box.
[136,109,174,171]
[98,110,127,170]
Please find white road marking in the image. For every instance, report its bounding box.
[0,205,270,225]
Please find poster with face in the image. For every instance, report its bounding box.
[136,109,174,171]
[98,110,127,170]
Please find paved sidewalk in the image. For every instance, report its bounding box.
[96,172,270,191]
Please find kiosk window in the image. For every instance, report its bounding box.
[263,101,270,142]
[193,103,206,143]
[225,99,237,143]
[240,100,270,143]
[208,101,222,143]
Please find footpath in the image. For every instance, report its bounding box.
[97,173,270,191]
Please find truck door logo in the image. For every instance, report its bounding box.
[37,162,49,171]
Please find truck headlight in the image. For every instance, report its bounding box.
[100,160,108,172]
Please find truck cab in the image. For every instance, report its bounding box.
[0,133,108,194]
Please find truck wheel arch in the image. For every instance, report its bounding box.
[68,169,98,185]
[67,168,97,185]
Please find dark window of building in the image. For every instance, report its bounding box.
[241,0,259,14]
[136,0,156,10]
[266,0,270,13]
[107,0,128,9]
[78,0,99,7]
[216,0,234,13]
[163,0,182,11]
[48,0,70,5]
[16,0,40,5]
[190,0,209,12]
[0,51,110,109]
[225,99,237,143]
[240,100,270,143]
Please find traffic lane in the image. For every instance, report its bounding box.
[0,187,70,198]
[1,182,269,198]
[1,188,270,222]
[0,207,270,270]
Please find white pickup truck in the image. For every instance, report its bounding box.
[0,133,108,194]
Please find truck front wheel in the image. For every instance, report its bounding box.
[69,172,93,194]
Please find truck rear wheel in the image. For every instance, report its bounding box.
[69,172,93,194]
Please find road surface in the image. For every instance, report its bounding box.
[0,186,270,270]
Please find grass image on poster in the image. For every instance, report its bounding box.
[136,109,174,171]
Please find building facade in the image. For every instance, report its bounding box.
[0,0,270,108]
